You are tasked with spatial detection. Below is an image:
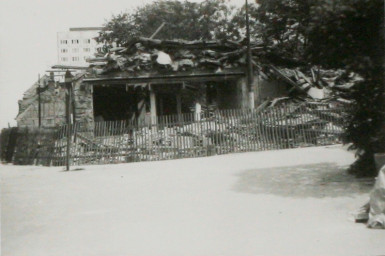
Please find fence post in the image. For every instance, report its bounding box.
[195,102,201,121]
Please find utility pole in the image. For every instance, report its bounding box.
[245,0,255,109]
[37,74,42,127]
[65,70,73,171]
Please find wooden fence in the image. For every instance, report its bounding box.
[0,102,348,166]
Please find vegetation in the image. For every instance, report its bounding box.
[254,0,385,176]
[96,0,240,46]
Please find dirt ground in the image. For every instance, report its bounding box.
[1,145,384,256]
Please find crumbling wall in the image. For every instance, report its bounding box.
[73,78,94,137]
[255,76,289,102]
[260,79,288,101]
[16,83,66,128]
[73,79,94,123]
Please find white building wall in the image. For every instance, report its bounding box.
[57,27,102,66]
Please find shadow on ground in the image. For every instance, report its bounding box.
[233,163,374,198]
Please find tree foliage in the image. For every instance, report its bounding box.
[306,0,383,69]
[97,0,239,46]
[307,0,384,177]
[255,0,312,62]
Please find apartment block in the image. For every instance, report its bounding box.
[57,27,103,66]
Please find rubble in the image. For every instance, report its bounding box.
[86,37,360,102]
[87,37,251,75]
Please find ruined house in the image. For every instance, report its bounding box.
[79,37,357,123]
[10,38,359,166]
[17,37,357,128]
[78,37,291,124]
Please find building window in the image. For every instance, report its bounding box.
[83,48,90,52]
[60,40,68,44]
[61,57,68,62]
[72,48,79,53]
[72,57,79,61]
[60,49,68,53]
[84,39,91,44]
[72,39,79,44]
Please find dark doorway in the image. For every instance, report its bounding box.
[93,85,145,121]
[157,93,177,116]
[156,92,194,116]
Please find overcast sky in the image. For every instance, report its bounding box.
[0,0,244,129]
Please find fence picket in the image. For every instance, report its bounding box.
[2,103,348,167]
[273,108,282,149]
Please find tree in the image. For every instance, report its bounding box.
[96,0,239,47]
[306,0,385,176]
[255,0,385,176]
[254,0,313,64]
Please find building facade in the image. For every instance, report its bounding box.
[57,27,103,66]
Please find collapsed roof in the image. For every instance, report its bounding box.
[84,37,362,101]
[87,37,261,75]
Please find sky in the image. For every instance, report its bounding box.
[0,0,245,130]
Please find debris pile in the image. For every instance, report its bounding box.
[260,65,362,100]
[87,37,263,75]
[87,37,362,101]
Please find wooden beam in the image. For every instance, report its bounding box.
[51,65,88,70]
[269,65,306,93]
[83,72,245,85]
[150,22,166,39]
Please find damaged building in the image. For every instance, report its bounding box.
[10,37,361,166]
[80,37,289,124]
[17,37,358,128]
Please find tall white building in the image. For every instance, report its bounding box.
[57,27,103,66]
